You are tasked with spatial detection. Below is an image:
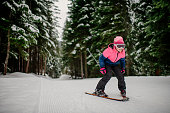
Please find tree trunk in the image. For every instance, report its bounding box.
[19,54,20,72]
[33,48,36,74]
[155,68,160,76]
[40,55,43,75]
[80,51,84,79]
[126,50,130,76]
[38,48,39,75]
[21,57,23,72]
[84,51,88,78]
[4,28,10,75]
[44,56,47,76]
[25,48,30,73]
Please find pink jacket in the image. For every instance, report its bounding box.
[103,43,125,62]
[99,43,126,69]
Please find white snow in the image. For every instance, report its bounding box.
[77,23,84,28]
[3,1,15,11]
[76,43,80,48]
[0,72,170,113]
[71,50,76,54]
[59,74,72,80]
[11,25,25,33]
[79,14,89,21]
[24,23,39,33]
[85,36,92,41]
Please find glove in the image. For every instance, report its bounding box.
[121,68,125,74]
[100,67,106,75]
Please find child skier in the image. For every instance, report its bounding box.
[93,36,127,98]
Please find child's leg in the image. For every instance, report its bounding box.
[112,66,126,91]
[96,65,113,91]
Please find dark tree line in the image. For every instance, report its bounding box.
[0,0,61,77]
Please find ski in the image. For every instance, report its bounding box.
[85,92,129,101]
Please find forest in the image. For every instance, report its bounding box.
[0,0,170,78]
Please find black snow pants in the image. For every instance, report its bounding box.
[96,65,126,91]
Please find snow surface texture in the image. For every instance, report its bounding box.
[59,74,72,80]
[0,73,170,113]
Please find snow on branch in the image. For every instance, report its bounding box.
[11,25,25,33]
[2,1,15,12]
[24,23,39,33]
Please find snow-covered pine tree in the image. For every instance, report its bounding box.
[144,0,170,75]
[28,0,61,77]
[0,0,61,76]
[1,0,39,74]
[128,0,170,75]
[62,0,94,78]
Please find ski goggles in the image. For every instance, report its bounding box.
[115,44,125,48]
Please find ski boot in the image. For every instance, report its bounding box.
[93,89,108,97]
[120,90,129,101]
[120,90,126,98]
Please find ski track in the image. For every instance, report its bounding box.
[0,73,170,113]
[0,77,41,113]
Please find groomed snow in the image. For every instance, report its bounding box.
[0,72,170,113]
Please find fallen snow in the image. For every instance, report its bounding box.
[59,74,72,80]
[0,72,170,113]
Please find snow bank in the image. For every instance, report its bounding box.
[0,72,35,78]
[59,74,72,80]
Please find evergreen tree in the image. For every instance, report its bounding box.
[0,0,61,77]
[129,0,170,75]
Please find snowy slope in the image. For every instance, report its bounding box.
[0,73,170,113]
